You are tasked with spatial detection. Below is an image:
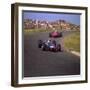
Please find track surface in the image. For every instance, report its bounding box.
[24,31,80,77]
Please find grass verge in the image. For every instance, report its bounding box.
[64,32,80,52]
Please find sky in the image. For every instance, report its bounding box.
[23,11,80,25]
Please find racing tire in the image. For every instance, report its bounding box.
[57,44,61,51]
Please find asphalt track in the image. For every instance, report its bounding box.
[24,31,80,77]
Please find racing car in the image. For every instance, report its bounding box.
[38,39,61,52]
[49,30,62,38]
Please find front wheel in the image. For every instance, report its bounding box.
[57,44,61,51]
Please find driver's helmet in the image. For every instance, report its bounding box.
[47,39,51,43]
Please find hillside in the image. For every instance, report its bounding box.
[24,19,80,31]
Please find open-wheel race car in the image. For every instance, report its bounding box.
[49,30,62,38]
[38,39,61,52]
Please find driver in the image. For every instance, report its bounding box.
[46,39,51,46]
